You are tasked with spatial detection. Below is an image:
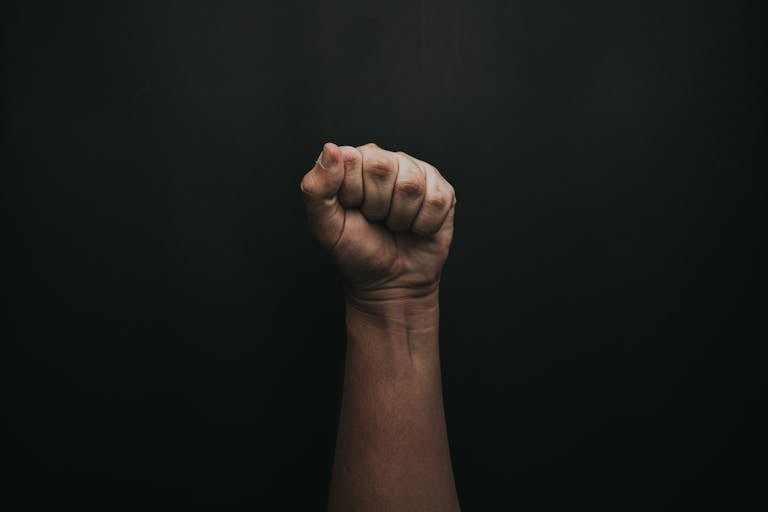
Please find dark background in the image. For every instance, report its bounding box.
[3,0,764,509]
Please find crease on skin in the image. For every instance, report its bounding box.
[435,199,454,236]
[399,152,427,231]
[355,147,366,206]
[391,231,416,365]
[329,204,347,256]
[359,145,368,212]
[386,151,401,221]
[342,147,364,207]
[315,147,345,253]
[360,144,399,220]
[410,159,433,233]
[405,328,414,364]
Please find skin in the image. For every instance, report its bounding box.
[300,142,460,511]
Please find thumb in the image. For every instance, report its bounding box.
[300,142,345,250]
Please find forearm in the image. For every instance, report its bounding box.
[328,288,460,511]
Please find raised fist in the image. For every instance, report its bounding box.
[300,142,457,303]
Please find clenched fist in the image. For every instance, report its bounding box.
[300,142,456,303]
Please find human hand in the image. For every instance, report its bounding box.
[300,142,456,305]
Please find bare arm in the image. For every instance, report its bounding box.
[300,142,460,511]
[330,290,458,510]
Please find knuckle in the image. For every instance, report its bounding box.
[395,177,424,197]
[366,165,392,180]
[343,158,361,174]
[364,156,396,180]
[447,183,456,201]
[424,193,448,210]
[340,147,362,167]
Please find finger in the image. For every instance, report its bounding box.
[337,145,364,208]
[436,199,456,248]
[300,142,344,199]
[358,143,399,221]
[386,151,426,231]
[411,161,456,237]
[299,142,345,249]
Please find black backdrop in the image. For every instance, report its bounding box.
[3,0,764,509]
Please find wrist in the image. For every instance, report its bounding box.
[344,285,440,333]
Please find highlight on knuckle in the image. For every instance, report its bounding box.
[343,157,361,174]
[367,166,391,180]
[365,157,395,181]
[395,178,424,197]
[341,150,362,170]
[424,193,447,211]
